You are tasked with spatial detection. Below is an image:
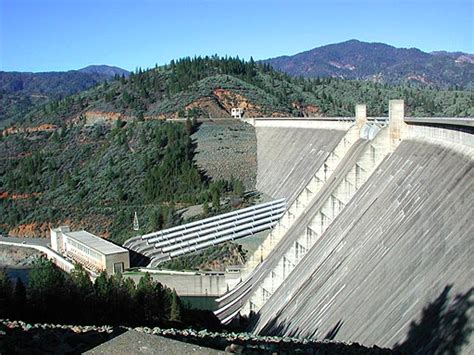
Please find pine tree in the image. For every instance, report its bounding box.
[212,190,221,211]
[0,271,12,318]
[13,278,26,319]
[203,201,210,216]
[169,289,182,322]
[184,117,193,135]
[28,257,65,321]
[71,264,93,295]
[233,179,245,197]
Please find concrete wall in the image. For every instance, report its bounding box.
[244,123,393,314]
[105,251,130,274]
[251,137,473,353]
[405,122,474,150]
[0,241,75,274]
[239,121,352,277]
[255,124,348,204]
[217,101,473,353]
[127,271,228,297]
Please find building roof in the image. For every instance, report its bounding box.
[65,230,128,256]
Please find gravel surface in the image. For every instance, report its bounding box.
[192,119,256,190]
[0,319,395,354]
[85,330,225,354]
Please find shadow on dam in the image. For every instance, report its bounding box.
[394,285,473,354]
[252,285,473,354]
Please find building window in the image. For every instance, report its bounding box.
[113,262,124,274]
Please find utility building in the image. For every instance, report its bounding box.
[51,226,129,274]
[231,107,244,118]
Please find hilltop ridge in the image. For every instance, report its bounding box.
[262,39,474,88]
[3,56,472,130]
[0,65,129,127]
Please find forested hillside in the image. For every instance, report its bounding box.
[0,119,245,244]
[4,56,473,131]
[0,66,128,128]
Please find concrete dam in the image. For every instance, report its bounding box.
[217,101,474,353]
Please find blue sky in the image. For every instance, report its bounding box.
[1,0,473,72]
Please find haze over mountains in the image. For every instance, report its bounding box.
[262,40,474,88]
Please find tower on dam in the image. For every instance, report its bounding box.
[215,100,473,354]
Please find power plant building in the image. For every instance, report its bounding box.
[50,226,129,274]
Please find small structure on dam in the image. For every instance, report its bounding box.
[215,100,473,353]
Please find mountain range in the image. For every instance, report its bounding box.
[1,40,473,128]
[0,65,129,97]
[3,55,472,130]
[262,40,474,88]
[0,65,129,127]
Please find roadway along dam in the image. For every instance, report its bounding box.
[217,101,473,353]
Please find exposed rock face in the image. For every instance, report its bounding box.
[8,222,52,238]
[212,89,265,117]
[291,102,322,117]
[84,111,126,124]
[180,89,290,118]
[2,124,57,136]
[184,97,229,118]
[0,245,42,267]
[406,74,432,85]
[7,216,111,239]
[0,192,42,200]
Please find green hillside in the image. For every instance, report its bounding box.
[5,56,474,130]
[0,119,246,245]
[0,68,128,128]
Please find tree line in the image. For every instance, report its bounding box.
[0,257,221,330]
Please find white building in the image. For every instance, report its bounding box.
[231,107,244,118]
[51,226,130,275]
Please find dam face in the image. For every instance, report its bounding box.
[217,101,473,353]
[252,138,473,348]
[255,122,347,204]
